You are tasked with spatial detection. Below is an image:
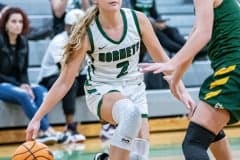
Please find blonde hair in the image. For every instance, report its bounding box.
[63,6,99,66]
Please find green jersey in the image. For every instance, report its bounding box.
[207,0,240,69]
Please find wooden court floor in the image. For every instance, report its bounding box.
[0,127,240,160]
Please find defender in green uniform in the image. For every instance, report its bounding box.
[199,0,240,124]
[140,0,240,159]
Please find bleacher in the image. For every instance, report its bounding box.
[156,0,194,36]
[0,0,212,129]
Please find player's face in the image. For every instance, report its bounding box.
[95,0,122,11]
[5,13,23,35]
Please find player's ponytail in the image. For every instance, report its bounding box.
[63,5,99,66]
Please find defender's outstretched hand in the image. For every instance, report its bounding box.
[139,62,196,118]
[139,63,175,74]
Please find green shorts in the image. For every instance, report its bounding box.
[199,64,240,124]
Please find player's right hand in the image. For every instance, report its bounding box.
[25,120,40,141]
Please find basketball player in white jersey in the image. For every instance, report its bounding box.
[25,0,195,160]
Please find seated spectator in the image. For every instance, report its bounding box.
[142,53,169,89]
[50,0,90,36]
[0,7,61,144]
[0,3,52,41]
[38,9,86,144]
[151,15,208,60]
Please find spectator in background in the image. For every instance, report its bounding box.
[131,0,158,18]
[50,0,90,36]
[131,0,207,60]
[130,0,188,56]
[0,7,60,145]
[0,2,52,41]
[38,9,86,144]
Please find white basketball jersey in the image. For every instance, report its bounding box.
[86,8,143,83]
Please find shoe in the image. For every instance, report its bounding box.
[58,122,86,144]
[100,124,116,141]
[93,152,109,160]
[60,131,86,144]
[56,132,69,144]
[36,132,58,145]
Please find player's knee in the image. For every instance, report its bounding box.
[127,105,142,130]
[117,105,142,138]
[182,122,216,160]
[111,99,142,150]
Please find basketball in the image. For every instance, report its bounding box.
[12,141,54,160]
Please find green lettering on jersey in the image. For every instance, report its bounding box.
[98,41,140,62]
[117,60,129,78]
[120,48,126,59]
[113,50,120,61]
[106,52,112,62]
[126,46,132,57]
[99,53,105,62]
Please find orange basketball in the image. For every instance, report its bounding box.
[12,141,54,160]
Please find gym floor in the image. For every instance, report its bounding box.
[0,127,240,160]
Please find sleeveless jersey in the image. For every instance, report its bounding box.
[207,0,240,69]
[86,8,142,83]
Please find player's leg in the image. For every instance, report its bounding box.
[184,65,240,160]
[126,82,150,160]
[182,101,230,160]
[99,92,142,160]
[210,131,232,160]
[130,118,150,160]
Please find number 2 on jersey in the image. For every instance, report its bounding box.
[116,60,129,78]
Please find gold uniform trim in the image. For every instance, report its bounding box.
[214,65,236,76]
[204,65,236,100]
[210,77,229,89]
[204,89,222,100]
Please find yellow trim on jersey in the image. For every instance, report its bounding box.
[210,77,229,89]
[214,65,236,76]
[204,89,222,100]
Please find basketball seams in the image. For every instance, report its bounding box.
[35,155,54,160]
[12,141,53,160]
[25,146,48,160]
[12,141,36,158]
[22,141,38,160]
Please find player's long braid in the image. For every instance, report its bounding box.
[62,6,99,67]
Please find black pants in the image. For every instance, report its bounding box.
[39,74,86,115]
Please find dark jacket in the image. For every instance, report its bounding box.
[0,32,29,86]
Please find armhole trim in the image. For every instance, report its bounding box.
[131,10,142,38]
[87,28,94,54]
